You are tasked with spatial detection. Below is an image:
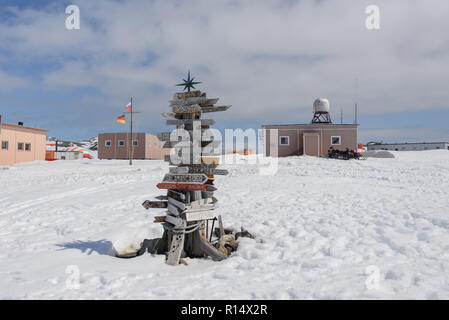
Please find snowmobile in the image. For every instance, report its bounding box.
[327,147,364,160]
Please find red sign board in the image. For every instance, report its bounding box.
[157,182,208,191]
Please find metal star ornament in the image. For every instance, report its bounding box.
[176,70,202,92]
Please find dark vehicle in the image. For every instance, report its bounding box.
[328,147,364,160]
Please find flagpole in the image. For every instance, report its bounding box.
[129,97,133,166]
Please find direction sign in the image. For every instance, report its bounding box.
[164,214,183,227]
[169,166,228,175]
[167,203,182,216]
[157,182,208,191]
[167,189,186,202]
[200,105,231,113]
[166,119,215,126]
[171,105,201,113]
[169,97,208,106]
[162,140,221,149]
[157,132,172,141]
[169,97,219,106]
[185,210,216,222]
[168,196,186,211]
[141,200,168,209]
[163,173,209,184]
[162,112,177,119]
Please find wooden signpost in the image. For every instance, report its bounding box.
[166,119,215,126]
[157,182,209,192]
[163,173,209,184]
[142,74,230,265]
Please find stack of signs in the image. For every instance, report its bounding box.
[143,89,230,265]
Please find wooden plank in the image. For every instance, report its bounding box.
[141,200,168,209]
[200,105,231,113]
[167,203,182,216]
[164,156,221,167]
[201,157,220,165]
[163,173,208,184]
[170,166,228,175]
[171,105,201,113]
[162,112,177,119]
[157,182,208,192]
[166,224,186,266]
[185,210,216,222]
[202,140,221,148]
[173,90,202,99]
[168,196,186,211]
[162,140,221,148]
[167,189,186,202]
[153,216,166,223]
[169,166,189,174]
[166,119,215,126]
[157,132,172,141]
[164,214,183,227]
[169,97,209,106]
[184,203,216,213]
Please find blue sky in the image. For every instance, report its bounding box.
[0,0,448,143]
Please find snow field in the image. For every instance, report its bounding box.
[0,150,449,299]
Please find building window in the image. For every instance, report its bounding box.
[105,140,112,147]
[133,140,139,147]
[331,136,341,145]
[279,136,289,146]
[118,140,125,147]
[18,142,24,151]
[1,141,8,150]
[25,143,31,151]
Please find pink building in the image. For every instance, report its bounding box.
[262,98,358,157]
[98,133,171,160]
[0,118,48,166]
[262,123,358,157]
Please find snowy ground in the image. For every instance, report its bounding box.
[1,151,449,299]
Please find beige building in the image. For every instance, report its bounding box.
[263,98,358,157]
[0,119,48,166]
[262,123,358,157]
[98,133,170,160]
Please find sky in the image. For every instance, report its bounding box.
[0,0,448,143]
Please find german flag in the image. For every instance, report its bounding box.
[116,115,126,124]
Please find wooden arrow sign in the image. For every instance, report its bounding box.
[200,105,231,113]
[164,156,221,167]
[167,189,186,202]
[185,210,216,222]
[162,112,177,119]
[164,214,183,227]
[169,166,228,175]
[157,132,172,141]
[171,105,201,113]
[166,119,215,126]
[162,140,221,148]
[157,182,209,191]
[163,173,209,184]
[169,97,214,106]
[141,200,168,209]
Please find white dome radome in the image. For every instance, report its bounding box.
[313,98,330,113]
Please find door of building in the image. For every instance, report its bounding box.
[303,133,320,156]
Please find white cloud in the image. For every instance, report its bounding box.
[1,0,449,133]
